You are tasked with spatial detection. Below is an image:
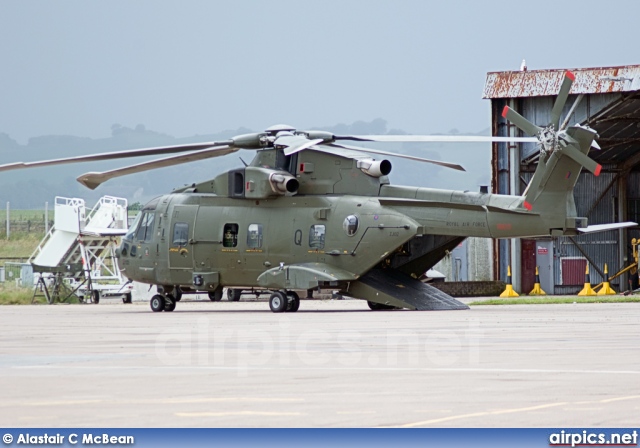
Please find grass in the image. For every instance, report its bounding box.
[0,282,82,305]
[0,284,36,304]
[469,296,640,305]
[0,232,43,265]
[0,209,54,222]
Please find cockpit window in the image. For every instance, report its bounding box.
[124,212,142,240]
[126,211,155,242]
[135,212,155,242]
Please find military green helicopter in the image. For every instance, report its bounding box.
[2,71,634,313]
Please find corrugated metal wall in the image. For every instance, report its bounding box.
[492,92,637,293]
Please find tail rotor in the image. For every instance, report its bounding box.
[501,70,602,177]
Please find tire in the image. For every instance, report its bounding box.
[286,291,300,312]
[122,293,132,304]
[91,290,100,304]
[269,291,288,313]
[150,294,165,312]
[227,288,242,302]
[208,288,223,301]
[164,294,176,312]
[174,286,183,302]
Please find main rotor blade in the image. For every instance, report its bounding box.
[333,135,537,143]
[274,135,324,155]
[76,145,236,190]
[326,143,465,171]
[550,71,575,131]
[501,106,542,137]
[0,140,232,172]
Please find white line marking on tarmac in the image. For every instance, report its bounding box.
[0,397,304,407]
[9,366,640,375]
[392,395,640,427]
[175,411,303,417]
[394,402,568,427]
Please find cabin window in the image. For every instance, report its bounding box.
[172,222,189,246]
[135,212,155,242]
[247,224,263,248]
[223,223,239,248]
[309,224,325,249]
[343,215,359,236]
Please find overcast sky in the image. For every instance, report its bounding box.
[1,0,638,144]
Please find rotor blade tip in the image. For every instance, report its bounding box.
[565,70,575,81]
[501,105,509,118]
[594,164,602,176]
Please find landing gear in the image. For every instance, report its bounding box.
[174,286,183,302]
[286,291,300,312]
[91,290,100,304]
[122,293,132,304]
[367,301,397,311]
[164,294,176,312]
[269,291,288,313]
[150,292,178,312]
[268,290,300,313]
[150,294,165,312]
[208,287,223,301]
[226,288,242,301]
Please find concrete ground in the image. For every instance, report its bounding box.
[0,298,638,427]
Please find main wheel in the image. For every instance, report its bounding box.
[122,293,132,304]
[91,290,100,304]
[150,294,165,312]
[286,291,300,312]
[174,286,183,302]
[226,288,242,301]
[164,294,176,312]
[269,291,288,313]
[208,288,223,301]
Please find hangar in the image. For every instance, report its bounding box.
[483,64,640,294]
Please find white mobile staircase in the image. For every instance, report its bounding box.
[31,196,133,304]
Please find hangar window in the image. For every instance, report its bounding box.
[172,222,189,246]
[223,223,239,248]
[309,224,325,249]
[247,224,263,248]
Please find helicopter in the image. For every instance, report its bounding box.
[1,71,635,313]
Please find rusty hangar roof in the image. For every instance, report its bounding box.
[484,65,640,167]
[483,64,640,99]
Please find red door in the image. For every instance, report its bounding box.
[521,239,536,293]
